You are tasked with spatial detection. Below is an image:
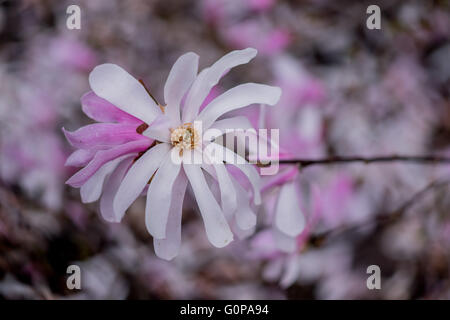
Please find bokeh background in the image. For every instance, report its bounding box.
[0,0,449,299]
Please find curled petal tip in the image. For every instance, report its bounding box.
[61,127,72,139]
[65,178,77,187]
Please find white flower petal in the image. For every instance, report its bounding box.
[273,227,297,253]
[196,83,281,129]
[142,114,172,143]
[208,143,261,205]
[231,217,256,240]
[113,143,171,218]
[262,258,284,282]
[232,176,257,230]
[201,153,237,215]
[280,255,302,289]
[183,162,233,248]
[275,182,306,237]
[80,155,129,203]
[153,171,188,260]
[208,116,259,160]
[212,162,237,215]
[146,150,182,239]
[89,63,160,125]
[182,48,258,122]
[182,68,209,123]
[208,116,254,135]
[164,52,199,124]
[100,157,134,222]
[202,157,255,232]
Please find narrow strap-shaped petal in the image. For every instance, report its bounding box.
[182,68,209,122]
[66,139,153,187]
[80,155,132,203]
[202,150,237,215]
[65,149,98,167]
[100,157,135,222]
[63,124,144,149]
[212,162,237,215]
[207,115,259,161]
[203,164,256,238]
[182,48,258,122]
[207,116,254,135]
[261,166,298,193]
[164,52,199,125]
[142,114,172,143]
[81,91,142,124]
[183,162,233,248]
[196,83,281,129]
[206,143,261,205]
[231,175,257,230]
[113,143,171,219]
[146,149,182,239]
[89,63,161,125]
[153,170,188,260]
[200,163,254,239]
[230,216,256,240]
[275,182,306,237]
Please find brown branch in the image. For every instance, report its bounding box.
[277,155,450,168]
[138,79,159,106]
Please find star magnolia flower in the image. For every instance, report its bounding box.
[65,48,281,260]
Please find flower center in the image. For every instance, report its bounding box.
[170,123,199,151]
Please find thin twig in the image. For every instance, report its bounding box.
[138,79,159,105]
[278,155,450,168]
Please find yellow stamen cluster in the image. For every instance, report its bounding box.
[170,123,199,154]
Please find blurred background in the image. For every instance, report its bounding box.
[0,0,449,299]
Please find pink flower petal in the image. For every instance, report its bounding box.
[80,155,132,203]
[100,157,135,223]
[63,123,145,149]
[81,91,142,124]
[261,166,298,193]
[65,149,98,167]
[66,139,153,188]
